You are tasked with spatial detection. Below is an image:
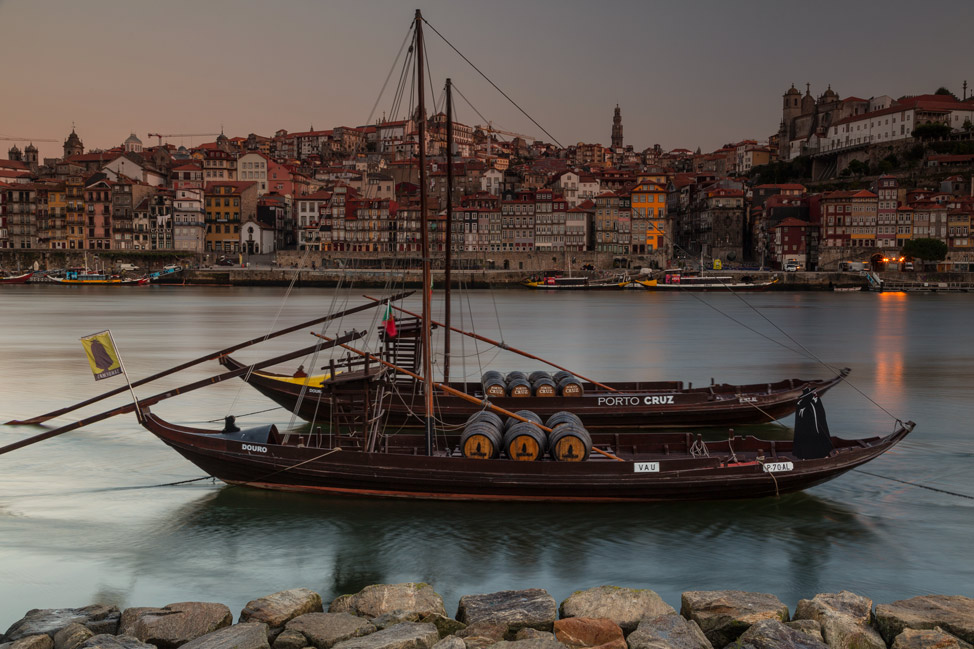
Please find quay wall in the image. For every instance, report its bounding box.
[4,249,973,289]
[2,582,971,649]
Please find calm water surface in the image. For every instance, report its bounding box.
[1,285,971,626]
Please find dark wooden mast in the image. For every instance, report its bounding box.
[444,77,454,384]
[415,8,434,455]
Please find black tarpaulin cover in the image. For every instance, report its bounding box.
[792,387,835,459]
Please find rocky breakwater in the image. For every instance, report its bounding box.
[2,585,973,649]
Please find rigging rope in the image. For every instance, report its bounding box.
[422,17,563,148]
[853,469,974,500]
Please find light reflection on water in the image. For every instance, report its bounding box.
[1,287,972,625]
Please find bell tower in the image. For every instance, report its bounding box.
[611,105,623,149]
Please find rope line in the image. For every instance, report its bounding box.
[423,17,563,148]
[853,469,974,500]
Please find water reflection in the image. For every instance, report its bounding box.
[121,485,880,614]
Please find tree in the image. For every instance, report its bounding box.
[846,159,870,177]
[901,238,947,263]
[935,87,957,99]
[912,121,952,139]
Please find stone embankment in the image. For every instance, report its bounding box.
[3,584,972,649]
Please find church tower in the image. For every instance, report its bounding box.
[64,127,84,158]
[24,143,38,169]
[611,105,623,149]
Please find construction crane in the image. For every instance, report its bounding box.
[147,132,220,146]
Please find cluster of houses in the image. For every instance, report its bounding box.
[1,93,973,271]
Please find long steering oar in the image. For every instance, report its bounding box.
[364,296,617,392]
[6,291,413,426]
[312,332,624,462]
[0,332,363,457]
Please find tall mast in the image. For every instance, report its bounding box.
[443,78,454,385]
[415,8,434,456]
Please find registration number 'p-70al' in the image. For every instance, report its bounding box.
[634,462,660,473]
[762,461,794,473]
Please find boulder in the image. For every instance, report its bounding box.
[559,587,675,636]
[54,625,94,649]
[459,639,494,649]
[330,585,446,620]
[119,610,168,638]
[793,592,884,649]
[483,641,566,649]
[680,591,789,649]
[432,639,465,649]
[418,616,465,640]
[875,596,974,645]
[4,607,121,642]
[372,616,422,632]
[513,632,554,642]
[625,614,712,649]
[457,626,507,643]
[271,629,308,649]
[77,636,156,649]
[1,635,54,649]
[330,622,439,649]
[891,628,973,649]
[737,620,829,649]
[456,591,557,636]
[180,623,271,649]
[552,618,624,649]
[783,622,822,643]
[284,613,376,649]
[241,590,323,634]
[131,602,233,649]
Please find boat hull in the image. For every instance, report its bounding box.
[0,272,33,284]
[220,355,848,429]
[140,412,913,502]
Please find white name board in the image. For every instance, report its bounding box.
[762,461,794,473]
[634,462,660,473]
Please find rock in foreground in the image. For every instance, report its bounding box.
[875,596,974,645]
[330,585,446,620]
[680,590,789,649]
[738,619,829,649]
[559,587,675,636]
[626,614,712,649]
[457,591,557,636]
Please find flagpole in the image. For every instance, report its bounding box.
[107,330,143,422]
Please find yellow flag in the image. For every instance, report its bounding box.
[81,330,122,381]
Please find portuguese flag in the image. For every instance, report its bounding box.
[383,304,397,337]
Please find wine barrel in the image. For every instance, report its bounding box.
[549,423,592,462]
[503,421,548,461]
[505,409,543,431]
[460,421,503,460]
[532,377,556,397]
[465,410,504,430]
[507,377,532,397]
[505,370,528,382]
[481,370,504,383]
[545,410,583,429]
[557,375,584,397]
[483,376,507,398]
[552,370,574,384]
[528,370,552,383]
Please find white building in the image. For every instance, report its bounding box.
[172,187,205,252]
[237,152,270,194]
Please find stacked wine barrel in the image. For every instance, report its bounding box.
[459,409,591,462]
[480,370,584,397]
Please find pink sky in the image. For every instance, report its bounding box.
[2,0,972,161]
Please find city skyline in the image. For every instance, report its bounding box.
[2,0,973,162]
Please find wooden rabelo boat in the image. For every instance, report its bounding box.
[137,386,914,502]
[521,270,632,290]
[218,350,851,429]
[49,269,149,286]
[0,270,33,284]
[634,269,777,291]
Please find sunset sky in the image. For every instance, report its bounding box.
[2,0,973,161]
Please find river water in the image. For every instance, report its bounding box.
[1,285,971,627]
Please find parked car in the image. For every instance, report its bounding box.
[784,262,800,272]
[903,262,914,271]
[215,256,235,267]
